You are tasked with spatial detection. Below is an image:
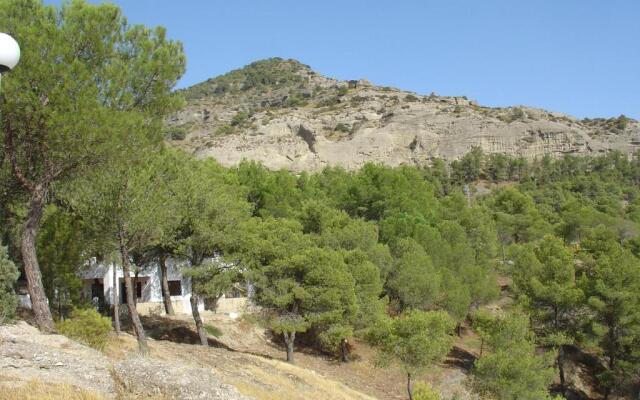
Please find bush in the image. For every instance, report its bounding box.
[284,94,307,108]
[231,111,250,126]
[318,324,353,356]
[0,245,18,324]
[334,123,351,133]
[405,94,420,102]
[166,127,187,140]
[616,114,629,130]
[204,323,223,338]
[510,107,526,122]
[413,382,441,400]
[215,124,234,136]
[56,308,112,351]
[337,86,349,96]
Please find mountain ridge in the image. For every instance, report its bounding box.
[168,58,640,172]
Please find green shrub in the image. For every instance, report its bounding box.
[318,324,353,356]
[204,323,223,338]
[284,92,308,108]
[317,96,341,108]
[337,86,349,96]
[166,127,187,140]
[616,114,629,130]
[350,95,367,106]
[215,124,234,136]
[413,382,441,400]
[405,94,420,102]
[511,107,526,121]
[334,123,351,133]
[56,308,112,351]
[0,245,18,324]
[231,111,250,126]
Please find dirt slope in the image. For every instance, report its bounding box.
[0,320,377,400]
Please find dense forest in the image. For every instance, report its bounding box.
[3,144,640,399]
[1,1,639,400]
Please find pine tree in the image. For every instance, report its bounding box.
[0,0,185,331]
[372,310,455,400]
[511,235,583,394]
[239,218,357,363]
[580,228,640,399]
[473,313,556,400]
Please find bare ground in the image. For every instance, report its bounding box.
[137,311,479,400]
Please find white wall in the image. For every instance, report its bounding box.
[81,258,203,314]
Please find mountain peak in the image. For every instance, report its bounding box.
[182,58,316,100]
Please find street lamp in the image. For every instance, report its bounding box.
[0,32,20,89]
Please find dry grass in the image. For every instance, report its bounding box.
[230,357,375,400]
[0,380,104,400]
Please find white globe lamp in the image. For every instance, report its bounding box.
[0,32,20,73]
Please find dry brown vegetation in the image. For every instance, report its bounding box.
[0,379,104,400]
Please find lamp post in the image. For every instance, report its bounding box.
[0,32,21,90]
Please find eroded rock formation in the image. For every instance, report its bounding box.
[169,58,640,172]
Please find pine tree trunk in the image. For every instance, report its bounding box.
[190,293,208,346]
[21,185,54,332]
[407,372,413,400]
[207,296,220,313]
[284,332,296,363]
[603,354,615,400]
[133,271,139,307]
[557,345,566,395]
[112,262,120,335]
[159,254,175,315]
[340,338,349,362]
[118,231,148,355]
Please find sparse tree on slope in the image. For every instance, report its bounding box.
[371,310,455,400]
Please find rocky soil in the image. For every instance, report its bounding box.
[141,312,479,400]
[168,58,640,172]
[0,321,115,397]
[0,314,605,400]
[0,321,248,399]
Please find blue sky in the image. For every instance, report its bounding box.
[46,1,639,119]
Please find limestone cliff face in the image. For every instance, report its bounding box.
[169,58,640,172]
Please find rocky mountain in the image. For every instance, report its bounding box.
[168,58,640,172]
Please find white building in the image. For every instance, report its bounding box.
[80,258,204,315]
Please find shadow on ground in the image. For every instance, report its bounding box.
[139,315,234,350]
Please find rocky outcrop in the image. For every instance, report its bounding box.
[0,321,248,400]
[170,58,640,172]
[0,321,116,397]
[114,357,248,400]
